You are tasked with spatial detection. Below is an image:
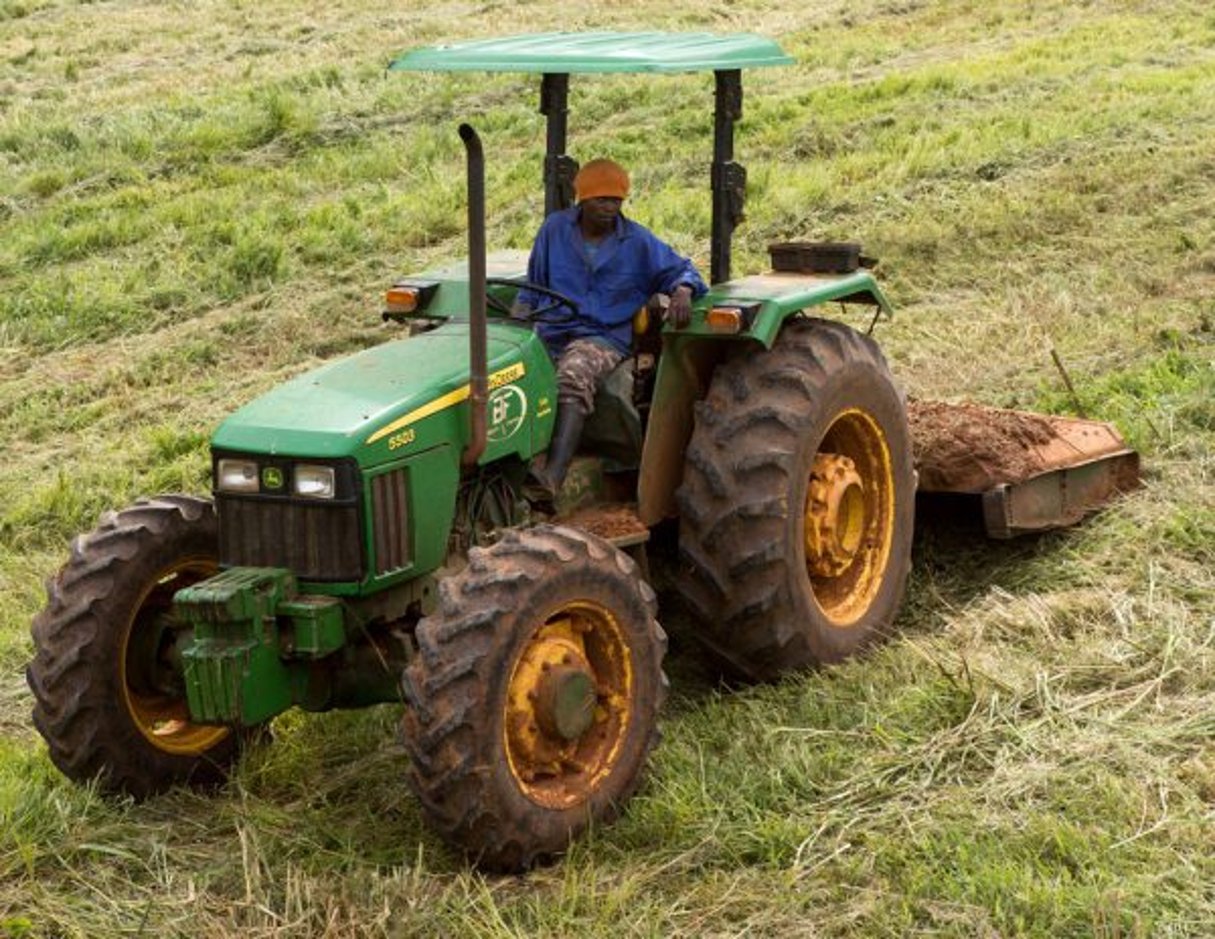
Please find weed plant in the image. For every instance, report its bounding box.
[2,1,1213,936]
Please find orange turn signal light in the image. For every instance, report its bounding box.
[706,307,744,334]
[381,280,438,324]
[384,286,420,314]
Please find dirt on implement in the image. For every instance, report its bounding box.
[908,399,1140,536]
[908,399,1059,492]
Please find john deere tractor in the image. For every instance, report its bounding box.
[27,32,1136,871]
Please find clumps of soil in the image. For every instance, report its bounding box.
[908,399,1060,492]
[560,504,649,543]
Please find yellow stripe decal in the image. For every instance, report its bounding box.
[488,361,526,390]
[366,386,469,444]
[365,363,526,445]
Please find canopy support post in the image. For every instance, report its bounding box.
[541,73,578,215]
[711,69,746,285]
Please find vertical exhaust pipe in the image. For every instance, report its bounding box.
[459,123,488,467]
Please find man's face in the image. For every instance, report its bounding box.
[580,196,623,230]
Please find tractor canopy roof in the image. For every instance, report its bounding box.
[389,31,792,74]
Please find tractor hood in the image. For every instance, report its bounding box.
[212,321,550,465]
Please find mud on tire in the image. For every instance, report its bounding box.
[401,524,667,872]
[27,495,245,798]
[676,317,915,680]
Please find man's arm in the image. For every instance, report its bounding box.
[643,232,708,329]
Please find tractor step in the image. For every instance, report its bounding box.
[557,503,650,549]
[908,400,1140,538]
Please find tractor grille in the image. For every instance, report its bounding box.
[217,496,364,582]
[370,468,411,574]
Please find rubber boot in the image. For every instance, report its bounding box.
[524,405,586,510]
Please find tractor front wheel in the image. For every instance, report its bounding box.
[676,317,915,680]
[27,495,246,797]
[401,525,667,872]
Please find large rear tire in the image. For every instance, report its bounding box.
[676,318,915,680]
[401,525,666,872]
[27,495,244,798]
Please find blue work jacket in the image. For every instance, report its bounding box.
[517,208,708,356]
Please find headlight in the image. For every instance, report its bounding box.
[216,458,259,493]
[294,464,336,499]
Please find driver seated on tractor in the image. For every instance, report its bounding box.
[512,157,708,504]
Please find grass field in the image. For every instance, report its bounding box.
[2,0,1213,935]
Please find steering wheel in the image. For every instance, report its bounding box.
[485,277,581,323]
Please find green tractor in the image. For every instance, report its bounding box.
[27,32,1136,871]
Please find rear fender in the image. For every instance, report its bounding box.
[745,274,891,348]
[672,269,892,350]
[637,277,892,525]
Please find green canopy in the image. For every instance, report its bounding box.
[389,31,792,74]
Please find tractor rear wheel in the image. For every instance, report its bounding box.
[27,495,245,798]
[676,317,915,680]
[401,524,666,872]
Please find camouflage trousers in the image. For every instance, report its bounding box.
[554,339,625,417]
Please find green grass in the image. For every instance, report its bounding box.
[3,0,1214,935]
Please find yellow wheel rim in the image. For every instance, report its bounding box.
[503,600,634,809]
[120,557,231,756]
[803,408,897,627]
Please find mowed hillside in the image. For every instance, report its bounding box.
[2,1,1213,936]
